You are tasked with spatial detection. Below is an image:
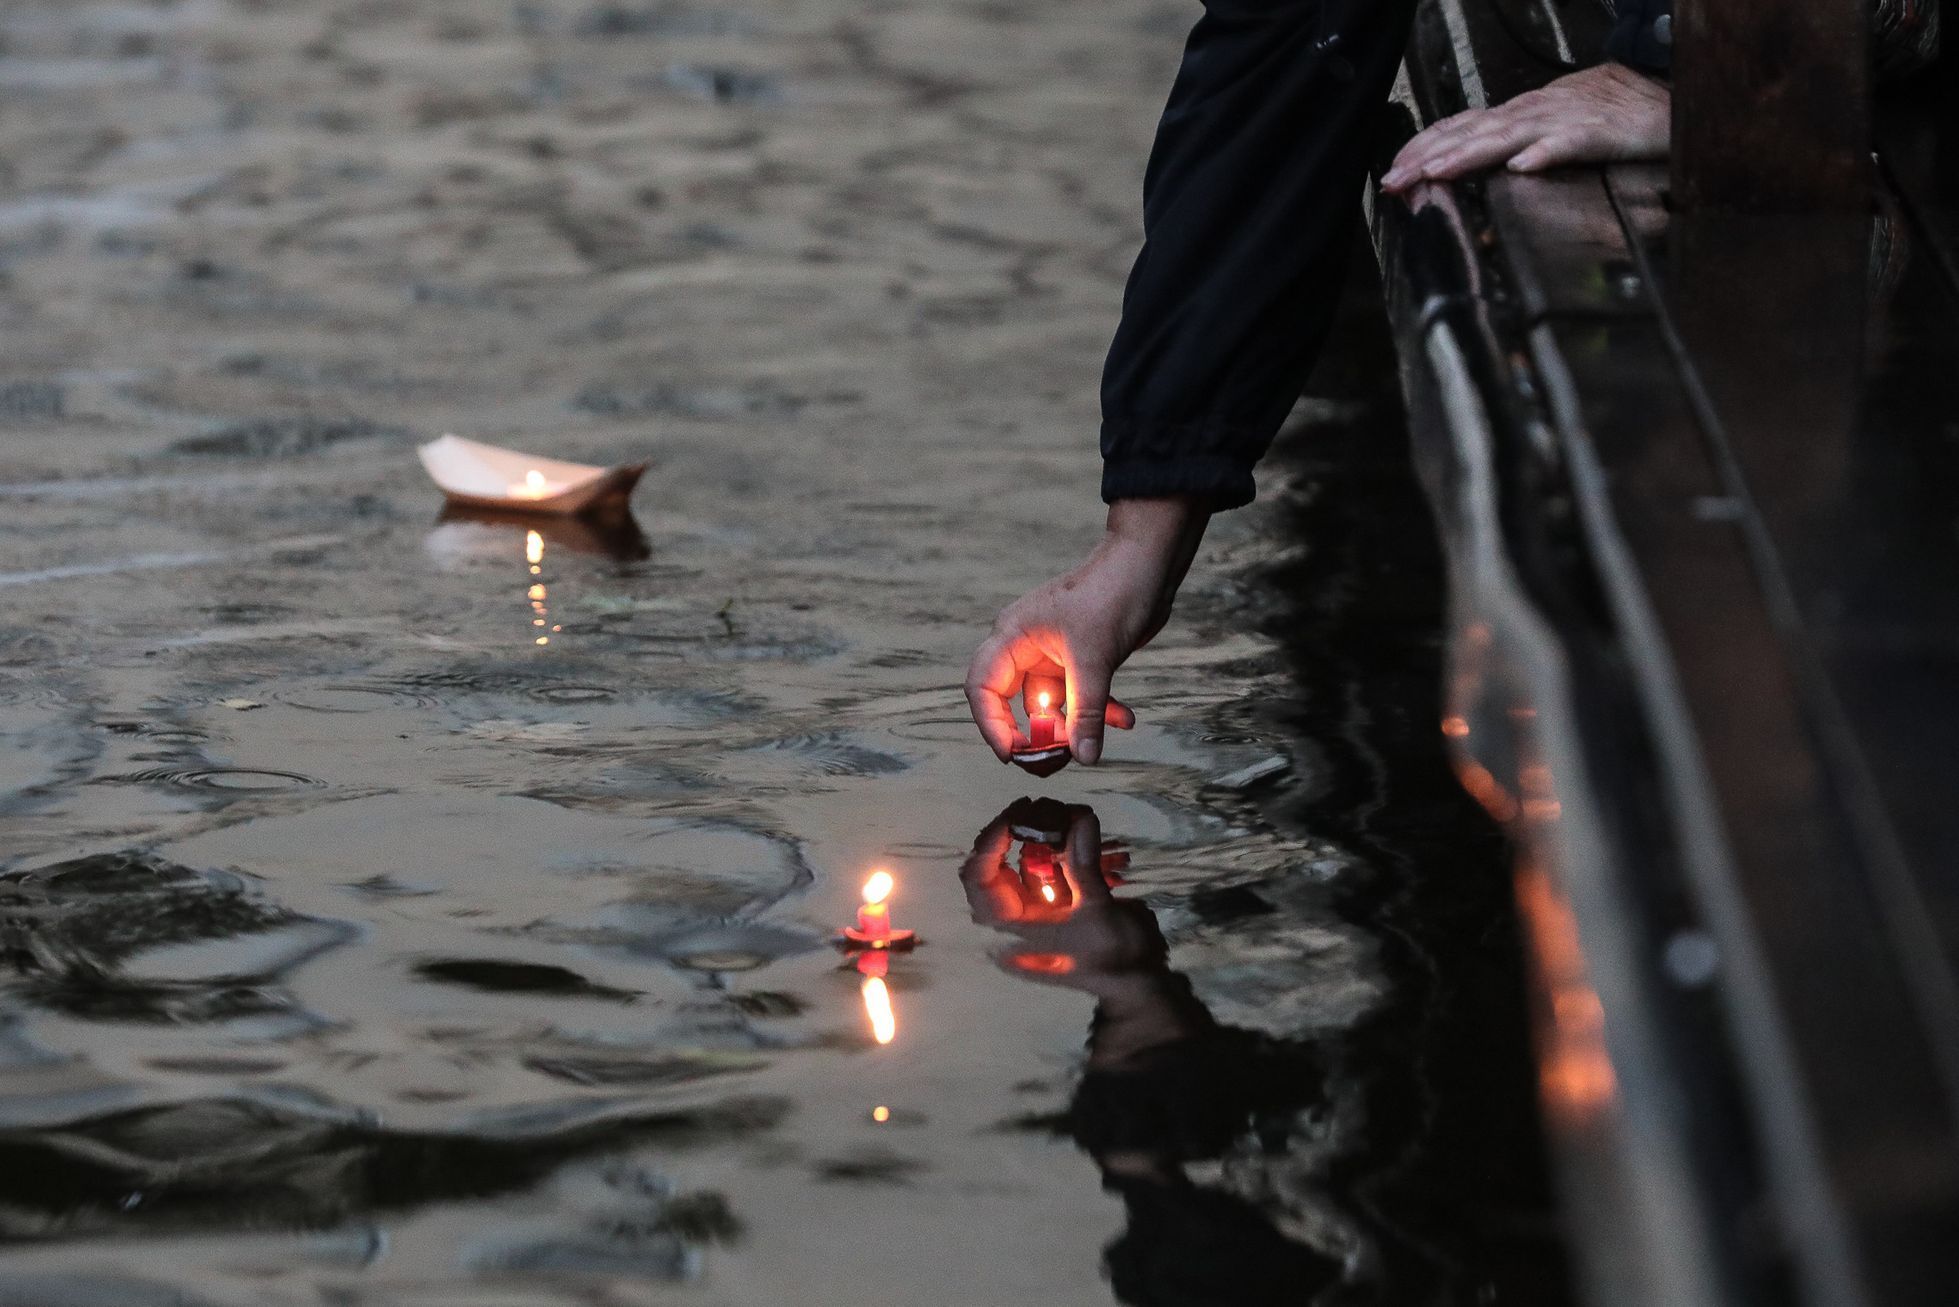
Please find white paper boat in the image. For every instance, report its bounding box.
[417,434,645,515]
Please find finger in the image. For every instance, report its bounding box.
[1105,696,1136,731]
[1422,119,1553,181]
[967,810,1016,860]
[958,813,1022,920]
[964,634,1023,762]
[1063,807,1111,904]
[1395,104,1560,185]
[1384,109,1497,187]
[1063,658,1114,766]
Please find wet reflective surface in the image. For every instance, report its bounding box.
[0,3,1565,1303]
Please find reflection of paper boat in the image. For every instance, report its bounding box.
[434,503,652,561]
[418,434,645,514]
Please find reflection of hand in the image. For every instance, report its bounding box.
[965,498,1209,770]
[1382,63,1669,192]
[958,807,1165,985]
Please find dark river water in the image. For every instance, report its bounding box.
[0,2,1567,1304]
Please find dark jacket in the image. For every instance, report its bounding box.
[1097,0,1662,511]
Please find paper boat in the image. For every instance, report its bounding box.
[418,434,645,515]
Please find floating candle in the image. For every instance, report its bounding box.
[857,870,893,944]
[418,434,646,516]
[843,869,916,949]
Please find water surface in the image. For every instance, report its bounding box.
[0,2,1565,1303]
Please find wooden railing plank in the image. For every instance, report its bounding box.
[1672,0,1869,211]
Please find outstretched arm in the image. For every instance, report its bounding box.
[969,0,1419,771]
[1102,0,1422,509]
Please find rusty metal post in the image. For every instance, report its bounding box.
[1671,0,1870,211]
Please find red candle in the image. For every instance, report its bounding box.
[1028,691,1057,749]
[856,869,894,944]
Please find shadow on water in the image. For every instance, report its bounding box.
[0,1094,781,1245]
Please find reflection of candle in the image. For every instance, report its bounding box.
[862,975,896,1045]
[526,529,544,578]
[857,870,894,944]
[1019,840,1070,911]
[1028,691,1056,748]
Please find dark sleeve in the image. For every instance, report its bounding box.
[1099,0,1419,511]
[1605,0,1673,76]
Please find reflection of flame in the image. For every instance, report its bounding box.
[529,583,546,601]
[862,976,896,1044]
[862,870,894,905]
[1515,860,1616,1118]
[526,530,544,565]
[872,1105,891,1123]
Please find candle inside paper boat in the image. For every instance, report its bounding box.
[418,434,646,515]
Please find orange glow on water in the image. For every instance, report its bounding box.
[1453,756,1518,823]
[1010,952,1076,976]
[1515,861,1616,1118]
[872,1105,891,1123]
[1441,715,1469,738]
[862,976,896,1044]
[528,583,546,600]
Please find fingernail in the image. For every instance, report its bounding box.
[1382,167,1407,187]
[1075,736,1100,765]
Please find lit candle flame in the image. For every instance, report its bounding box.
[1040,883,1057,903]
[862,870,894,905]
[525,530,544,565]
[862,976,896,1045]
[526,469,546,494]
[1037,691,1051,710]
[872,1105,891,1123]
